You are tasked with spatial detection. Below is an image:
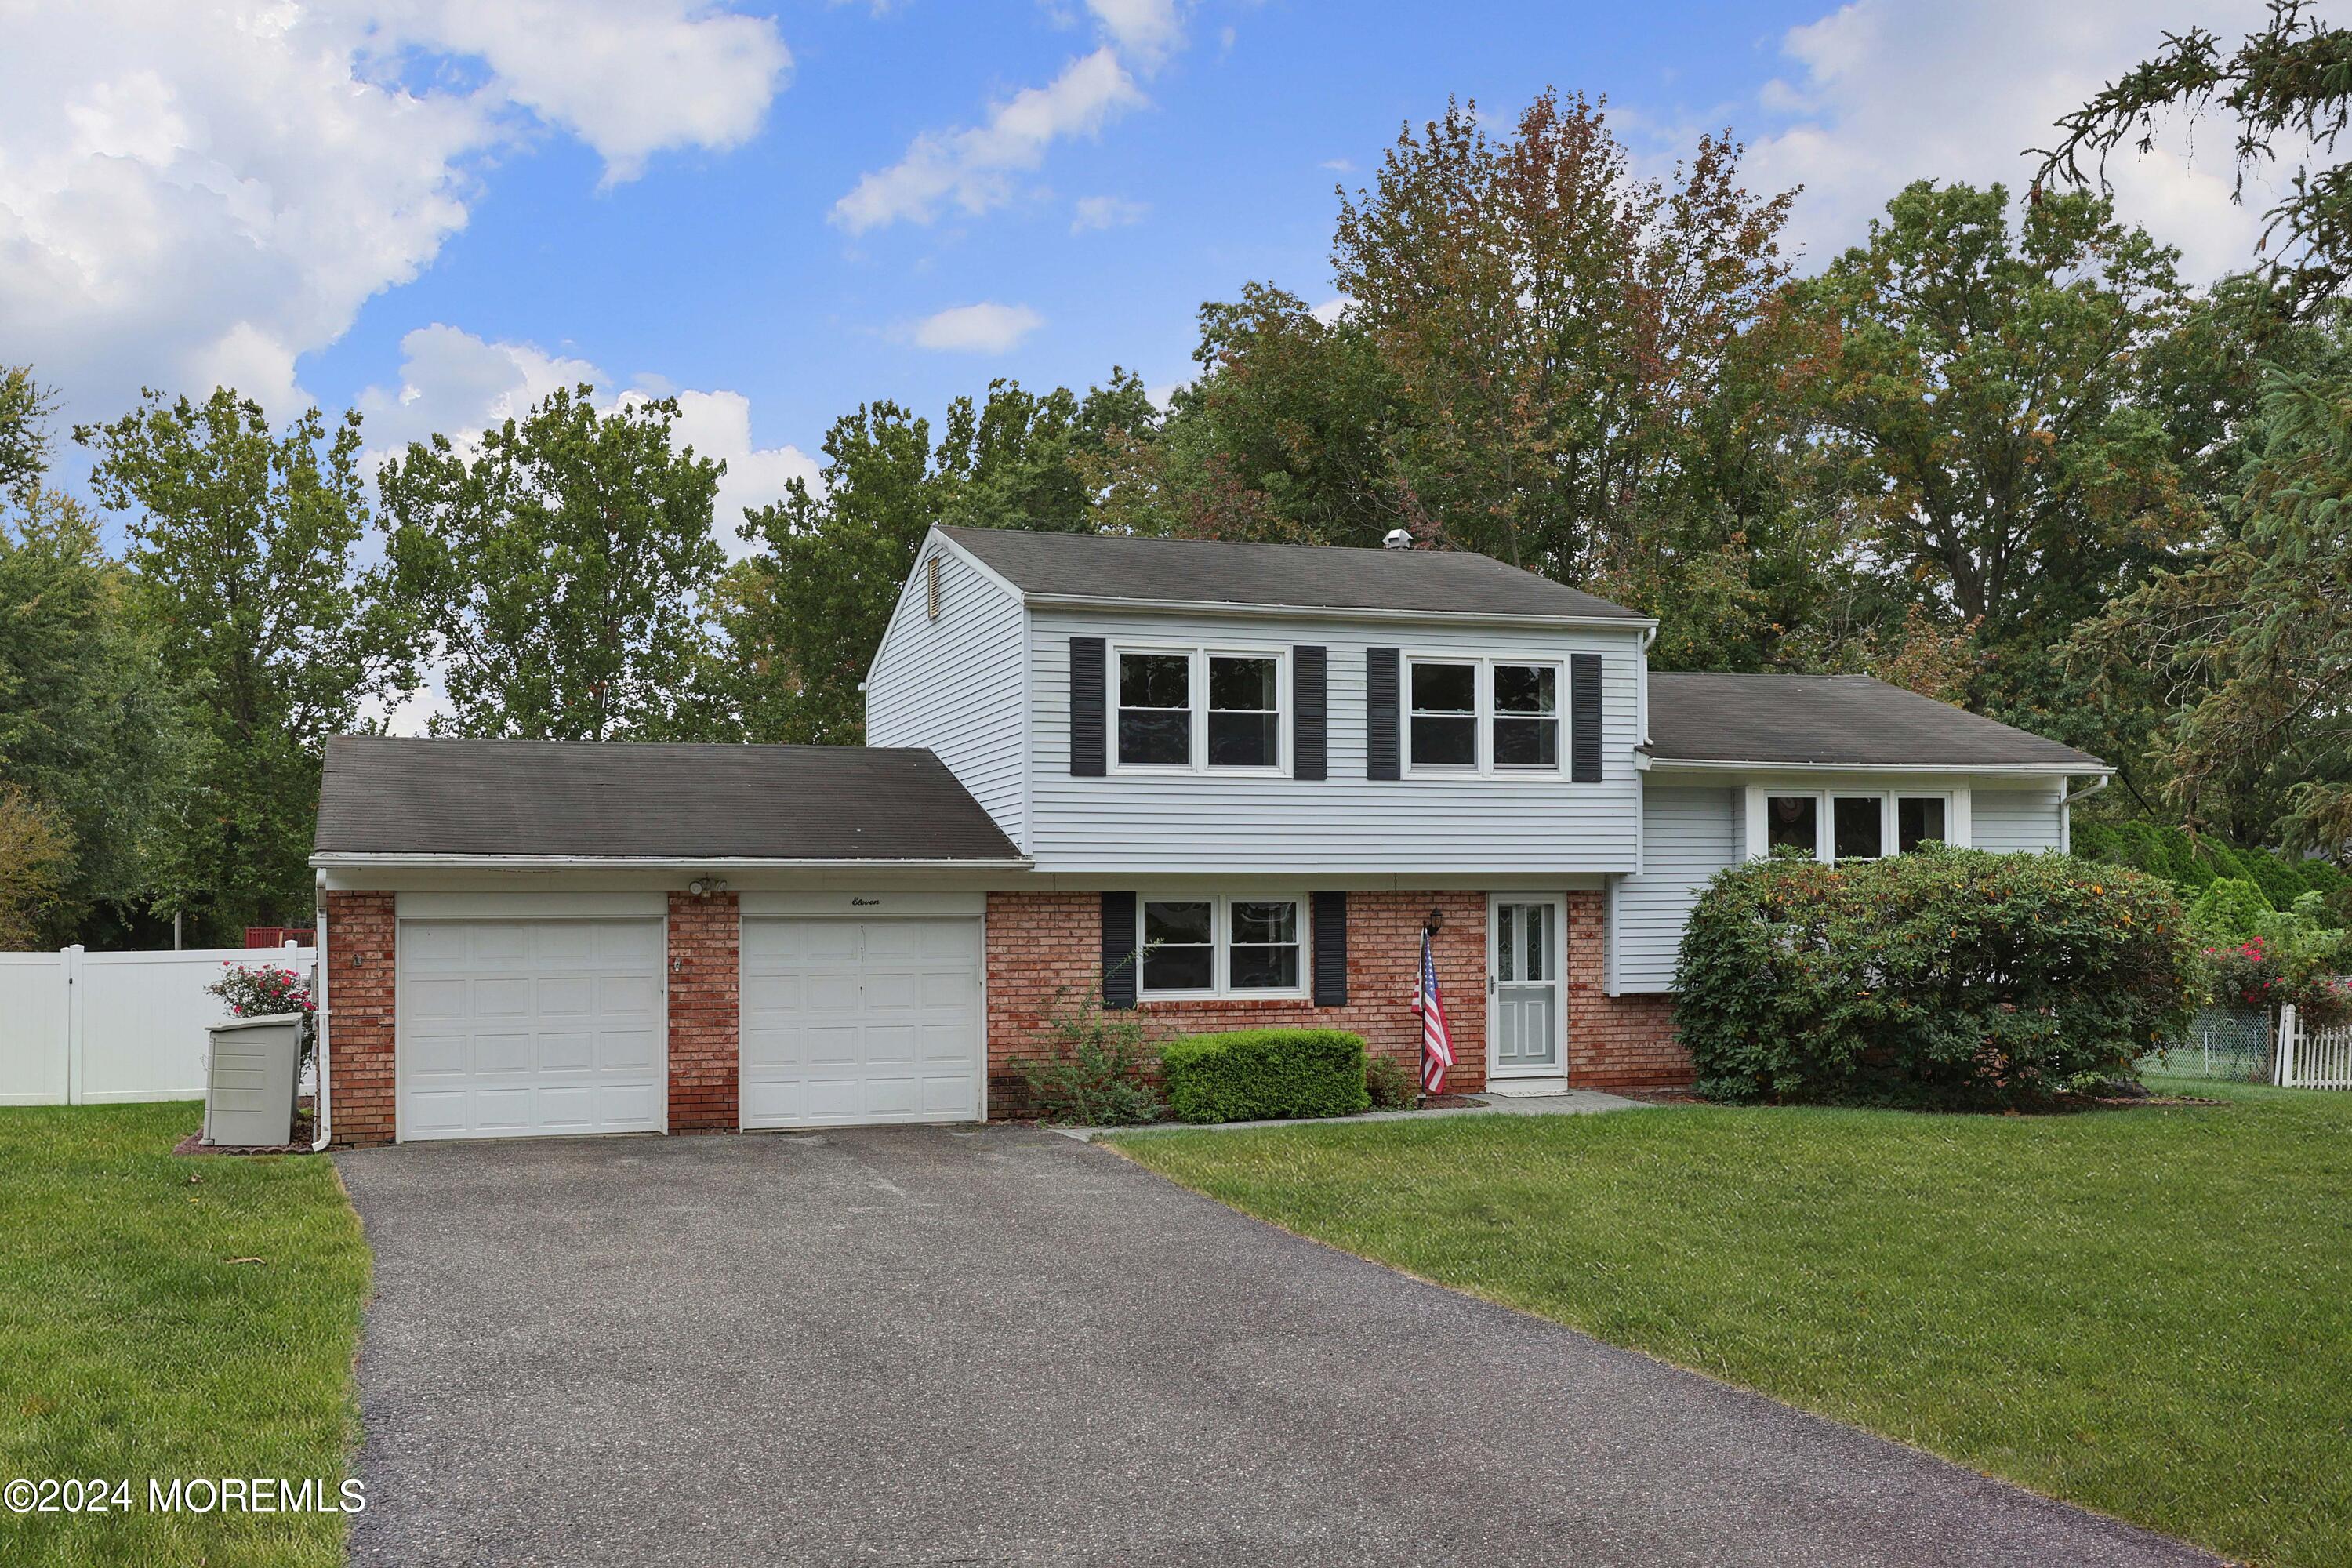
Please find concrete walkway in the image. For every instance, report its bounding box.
[336,1125,2212,1567]
[1051,1087,1650,1140]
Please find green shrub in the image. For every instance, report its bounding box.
[1018,988,1163,1126]
[1364,1053,1419,1110]
[2074,818,2350,923]
[1675,847,2197,1109]
[1160,1029,1371,1123]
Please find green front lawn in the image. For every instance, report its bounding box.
[1114,1081,2352,1568]
[0,1102,369,1568]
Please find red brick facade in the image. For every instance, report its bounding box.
[1564,889,1694,1090]
[983,887,1691,1111]
[666,891,741,1133]
[982,890,1492,1111]
[323,891,397,1148]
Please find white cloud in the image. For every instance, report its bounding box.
[1319,158,1355,173]
[1310,296,1353,325]
[1072,194,1149,231]
[907,303,1045,353]
[0,1,789,425]
[1743,0,2276,280]
[358,325,816,560]
[1085,0,1187,71]
[831,48,1142,232]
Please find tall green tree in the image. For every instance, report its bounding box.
[1790,182,2220,730]
[727,373,1152,745]
[78,388,397,938]
[379,387,729,742]
[0,489,194,943]
[2068,358,2352,851]
[1108,91,1833,670]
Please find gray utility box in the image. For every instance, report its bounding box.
[204,1014,304,1148]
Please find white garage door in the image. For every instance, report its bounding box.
[397,919,666,1141]
[740,918,982,1128]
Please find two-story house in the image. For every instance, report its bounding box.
[311,527,2105,1145]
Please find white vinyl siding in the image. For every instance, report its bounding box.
[1969,785,2067,854]
[866,545,1029,848]
[1611,787,1740,993]
[1028,608,1646,875]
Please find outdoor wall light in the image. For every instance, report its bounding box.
[1425,905,1445,935]
[687,877,729,898]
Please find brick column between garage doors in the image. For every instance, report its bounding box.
[667,891,740,1132]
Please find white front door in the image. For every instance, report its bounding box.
[739,917,984,1128]
[397,918,667,1141]
[1489,896,1564,1082]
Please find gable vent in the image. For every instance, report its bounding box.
[926,555,942,620]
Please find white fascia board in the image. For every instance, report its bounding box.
[1023,592,1657,636]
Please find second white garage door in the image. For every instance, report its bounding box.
[739,918,983,1128]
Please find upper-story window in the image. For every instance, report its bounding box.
[1113,645,1286,773]
[1407,655,1565,776]
[1767,791,1951,861]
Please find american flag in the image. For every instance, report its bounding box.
[1413,928,1455,1094]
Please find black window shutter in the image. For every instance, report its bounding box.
[1293,645,1327,781]
[1100,891,1138,1009]
[1070,637,1107,777]
[1570,652,1603,783]
[1311,891,1348,1006]
[1367,647,1401,780]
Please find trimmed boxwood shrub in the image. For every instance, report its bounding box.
[1160,1029,1372,1123]
[1675,846,2197,1109]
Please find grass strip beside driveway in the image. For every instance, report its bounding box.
[1113,1081,2352,1568]
[0,1102,369,1568]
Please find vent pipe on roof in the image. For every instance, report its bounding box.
[1382,528,1413,550]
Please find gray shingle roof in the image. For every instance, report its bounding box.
[940,526,1647,622]
[1646,673,2104,769]
[314,736,1026,861]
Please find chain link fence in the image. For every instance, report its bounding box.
[2136,1006,2275,1083]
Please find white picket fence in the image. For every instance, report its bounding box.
[2277,1004,2352,1091]
[0,945,310,1106]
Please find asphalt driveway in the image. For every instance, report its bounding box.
[336,1124,2213,1567]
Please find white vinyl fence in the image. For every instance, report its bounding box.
[2278,1004,2352,1091]
[0,946,310,1106]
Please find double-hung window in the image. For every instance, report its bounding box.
[1138,896,1305,997]
[1113,647,1286,772]
[1762,791,1955,861]
[1406,655,1566,775]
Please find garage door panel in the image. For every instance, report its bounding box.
[397,918,664,1141]
[740,917,981,1129]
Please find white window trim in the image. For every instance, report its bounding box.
[1107,642,1292,778]
[1743,786,1971,862]
[1401,652,1569,779]
[1136,893,1310,1000]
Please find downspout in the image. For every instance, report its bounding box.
[309,871,332,1153]
[2058,774,2110,858]
[2060,774,2111,808]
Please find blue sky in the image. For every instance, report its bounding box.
[4,0,2275,540]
